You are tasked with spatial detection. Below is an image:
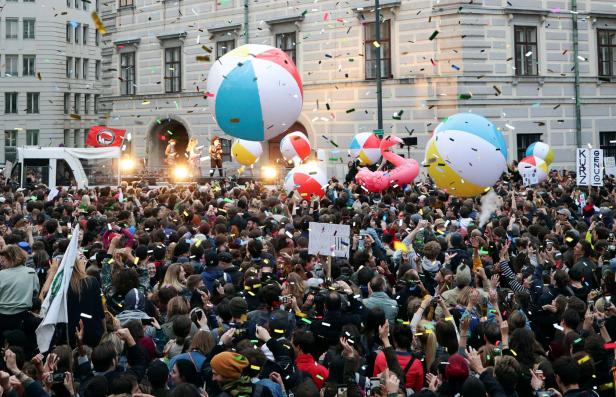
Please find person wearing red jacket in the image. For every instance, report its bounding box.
[292,329,329,389]
[373,323,424,393]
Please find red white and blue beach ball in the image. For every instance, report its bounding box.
[206,44,304,142]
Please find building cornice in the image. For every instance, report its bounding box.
[156,32,187,41]
[114,38,140,46]
[207,24,242,34]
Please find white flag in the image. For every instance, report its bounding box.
[36,225,80,353]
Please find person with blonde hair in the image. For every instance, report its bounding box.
[162,263,187,294]
[0,245,39,340]
[187,136,203,178]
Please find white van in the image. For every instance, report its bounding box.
[10,146,121,188]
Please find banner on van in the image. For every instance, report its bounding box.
[86,126,126,147]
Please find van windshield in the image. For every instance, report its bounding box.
[78,158,117,186]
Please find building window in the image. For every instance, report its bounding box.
[514,26,539,76]
[95,30,100,46]
[600,132,616,158]
[83,24,88,45]
[24,0,36,2]
[23,55,36,76]
[64,93,70,114]
[364,19,392,80]
[5,130,17,162]
[66,56,73,78]
[94,94,100,114]
[83,58,88,79]
[23,18,35,39]
[95,60,101,80]
[165,47,181,93]
[120,52,136,95]
[276,32,297,64]
[64,129,71,147]
[75,58,81,79]
[74,23,81,44]
[516,133,543,161]
[83,0,88,10]
[66,23,72,43]
[84,94,90,114]
[26,129,39,145]
[26,93,39,114]
[5,55,18,77]
[67,0,70,7]
[6,18,18,39]
[119,0,134,7]
[74,93,81,114]
[216,39,235,59]
[598,30,616,77]
[5,93,17,114]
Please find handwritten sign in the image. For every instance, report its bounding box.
[308,222,351,258]
[591,149,604,186]
[576,148,589,186]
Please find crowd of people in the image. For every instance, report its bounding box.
[0,166,613,397]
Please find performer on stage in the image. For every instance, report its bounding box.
[186,137,203,178]
[209,136,223,177]
[165,139,178,166]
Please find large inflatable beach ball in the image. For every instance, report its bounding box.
[518,155,548,183]
[284,163,327,198]
[425,113,508,197]
[232,139,262,166]
[525,141,554,165]
[280,131,311,162]
[349,132,381,166]
[206,44,303,141]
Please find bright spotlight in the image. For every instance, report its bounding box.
[173,165,189,180]
[262,166,278,180]
[120,158,135,171]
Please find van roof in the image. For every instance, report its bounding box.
[17,146,121,161]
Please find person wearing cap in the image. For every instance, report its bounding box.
[0,245,39,342]
[219,252,243,288]
[433,218,447,236]
[201,250,232,295]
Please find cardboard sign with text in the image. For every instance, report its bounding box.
[308,222,351,258]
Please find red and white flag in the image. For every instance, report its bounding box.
[86,126,126,147]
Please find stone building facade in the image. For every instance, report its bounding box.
[0,0,104,163]
[99,0,616,178]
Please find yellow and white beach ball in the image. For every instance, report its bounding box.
[232,139,262,166]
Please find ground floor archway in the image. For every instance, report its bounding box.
[147,119,189,168]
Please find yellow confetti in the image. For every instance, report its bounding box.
[372,41,380,48]
[578,355,590,364]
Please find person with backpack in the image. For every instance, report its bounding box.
[373,322,424,394]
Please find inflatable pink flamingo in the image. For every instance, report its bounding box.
[355,136,419,192]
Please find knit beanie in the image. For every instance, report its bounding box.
[211,352,249,380]
[455,264,472,288]
[445,353,469,382]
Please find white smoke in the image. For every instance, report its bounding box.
[479,190,500,228]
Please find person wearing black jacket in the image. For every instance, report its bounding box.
[310,290,363,353]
